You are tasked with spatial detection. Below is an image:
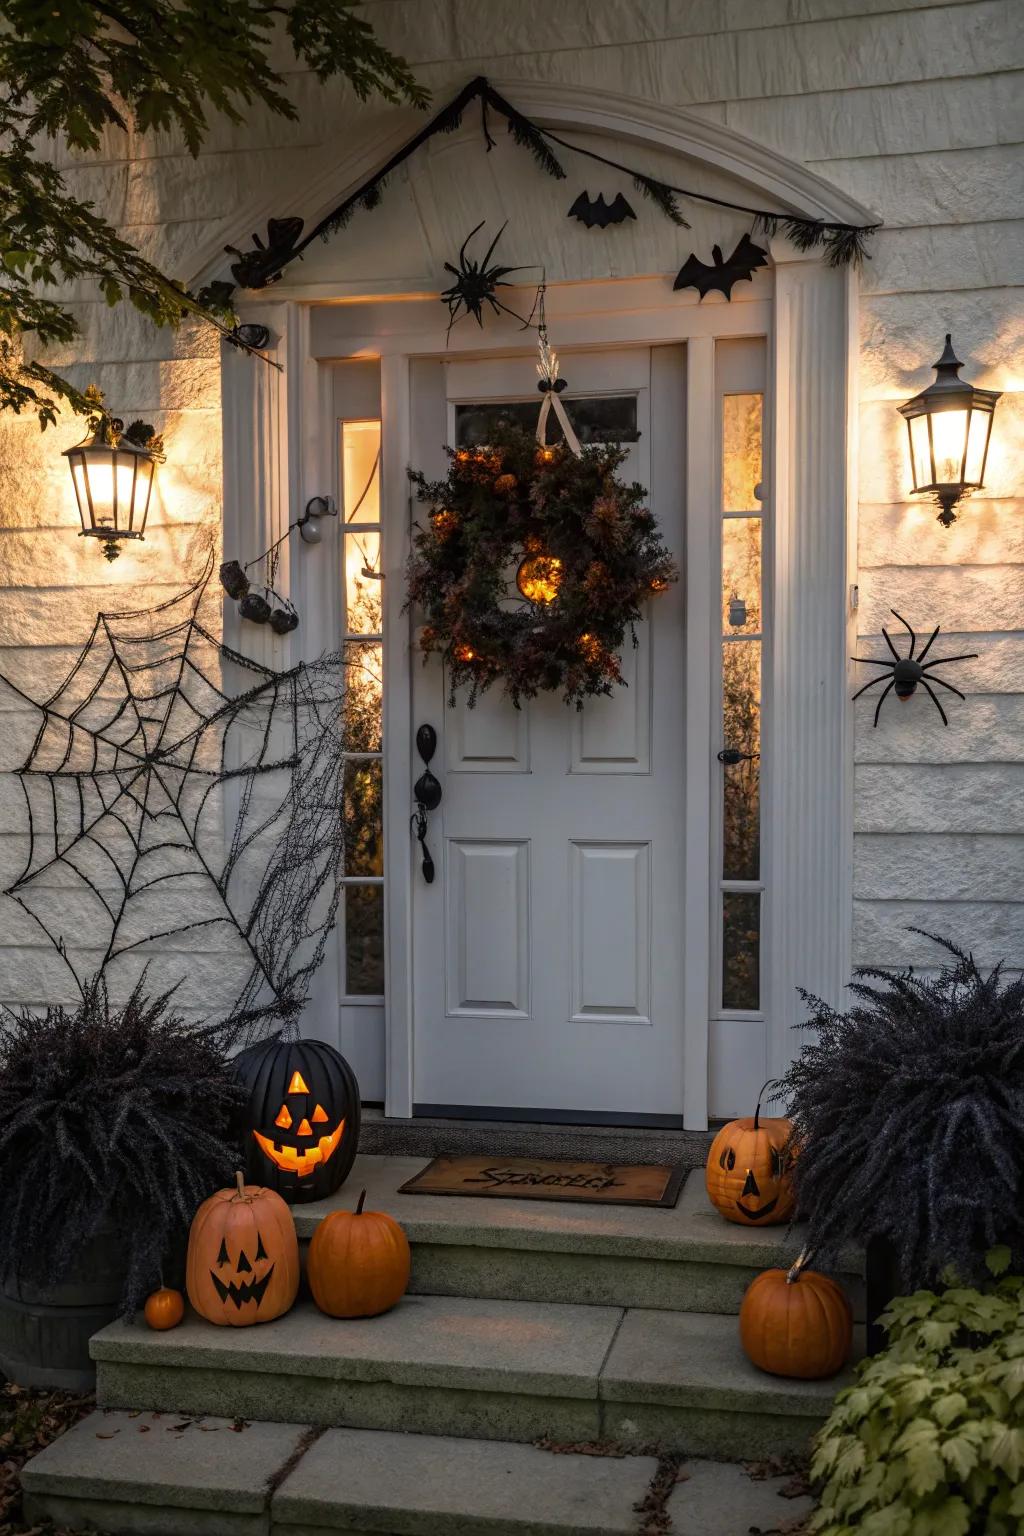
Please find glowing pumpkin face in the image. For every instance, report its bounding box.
[233,1037,361,1205]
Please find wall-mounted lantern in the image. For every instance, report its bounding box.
[63,387,164,560]
[898,334,1000,526]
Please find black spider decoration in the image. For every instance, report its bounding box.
[440,221,531,336]
[851,610,977,727]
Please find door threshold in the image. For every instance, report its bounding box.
[360,1107,712,1169]
[414,1103,685,1129]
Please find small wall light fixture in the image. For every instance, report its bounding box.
[898,334,1000,527]
[298,494,338,544]
[63,387,163,560]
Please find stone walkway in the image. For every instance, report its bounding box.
[23,1410,814,1534]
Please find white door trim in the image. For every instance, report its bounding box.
[223,245,856,1129]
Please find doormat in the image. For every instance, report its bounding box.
[397,1155,687,1208]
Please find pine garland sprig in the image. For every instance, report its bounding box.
[631,173,690,227]
[753,212,878,267]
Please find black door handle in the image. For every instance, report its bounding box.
[412,724,442,882]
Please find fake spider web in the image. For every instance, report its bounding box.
[2,564,346,1040]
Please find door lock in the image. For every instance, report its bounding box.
[412,723,442,883]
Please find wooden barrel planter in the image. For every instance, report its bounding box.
[0,1230,127,1391]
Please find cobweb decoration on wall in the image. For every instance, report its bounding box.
[0,563,346,1041]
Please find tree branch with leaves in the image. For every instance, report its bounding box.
[0,0,428,427]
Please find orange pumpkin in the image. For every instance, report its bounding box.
[307,1189,411,1319]
[144,1287,184,1331]
[705,1093,796,1226]
[186,1171,299,1327]
[740,1257,852,1379]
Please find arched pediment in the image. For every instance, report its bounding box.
[191,78,879,297]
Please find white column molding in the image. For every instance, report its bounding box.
[682,335,715,1130]
[380,353,415,1118]
[220,304,289,668]
[766,240,857,1079]
[220,303,345,1049]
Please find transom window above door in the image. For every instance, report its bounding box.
[454,394,640,447]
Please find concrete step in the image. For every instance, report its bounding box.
[91,1293,855,1460]
[294,1157,866,1319]
[23,1412,815,1536]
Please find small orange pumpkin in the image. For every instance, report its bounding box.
[705,1090,796,1226]
[307,1189,411,1319]
[740,1256,852,1379]
[186,1171,299,1327]
[144,1287,184,1331]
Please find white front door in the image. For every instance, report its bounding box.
[409,346,686,1122]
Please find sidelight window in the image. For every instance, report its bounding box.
[717,390,765,1015]
[340,419,384,997]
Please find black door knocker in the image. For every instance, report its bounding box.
[412,724,442,883]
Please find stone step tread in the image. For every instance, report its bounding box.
[20,1411,307,1515]
[92,1295,855,1415]
[296,1157,864,1275]
[22,1415,814,1536]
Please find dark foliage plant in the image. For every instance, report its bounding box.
[0,977,243,1313]
[775,932,1024,1291]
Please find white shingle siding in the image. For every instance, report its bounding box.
[0,0,1020,1011]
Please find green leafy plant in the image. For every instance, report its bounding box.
[1,1,427,427]
[0,976,244,1312]
[775,933,1024,1290]
[811,1250,1024,1536]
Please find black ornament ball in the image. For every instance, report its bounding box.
[219,560,250,600]
[239,591,272,624]
[270,607,300,635]
[233,1035,361,1204]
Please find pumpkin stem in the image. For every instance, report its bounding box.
[234,1169,248,1201]
[754,1076,781,1131]
[355,1189,367,1215]
[786,1247,809,1284]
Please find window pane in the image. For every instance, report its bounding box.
[343,641,382,752]
[722,892,760,1010]
[722,518,762,635]
[345,884,384,995]
[722,641,760,879]
[345,532,382,634]
[455,395,639,448]
[342,421,381,524]
[722,394,763,511]
[343,759,383,876]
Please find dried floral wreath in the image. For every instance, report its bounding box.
[406,423,677,709]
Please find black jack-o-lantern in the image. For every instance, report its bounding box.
[234,1036,360,1204]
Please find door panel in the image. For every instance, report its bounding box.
[410,347,686,1121]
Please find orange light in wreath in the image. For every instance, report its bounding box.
[453,642,476,663]
[536,445,556,464]
[649,576,670,593]
[516,554,563,604]
[431,509,459,537]
[577,632,603,665]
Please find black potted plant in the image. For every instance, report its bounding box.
[0,976,243,1389]
[775,931,1024,1348]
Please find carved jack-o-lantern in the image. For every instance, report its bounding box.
[186,1172,299,1326]
[705,1092,796,1226]
[233,1036,360,1205]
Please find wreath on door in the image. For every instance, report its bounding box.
[405,421,678,709]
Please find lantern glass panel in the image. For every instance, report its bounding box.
[930,405,969,488]
[964,405,991,485]
[908,414,931,492]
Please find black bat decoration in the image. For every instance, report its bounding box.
[567,191,637,229]
[673,234,769,300]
